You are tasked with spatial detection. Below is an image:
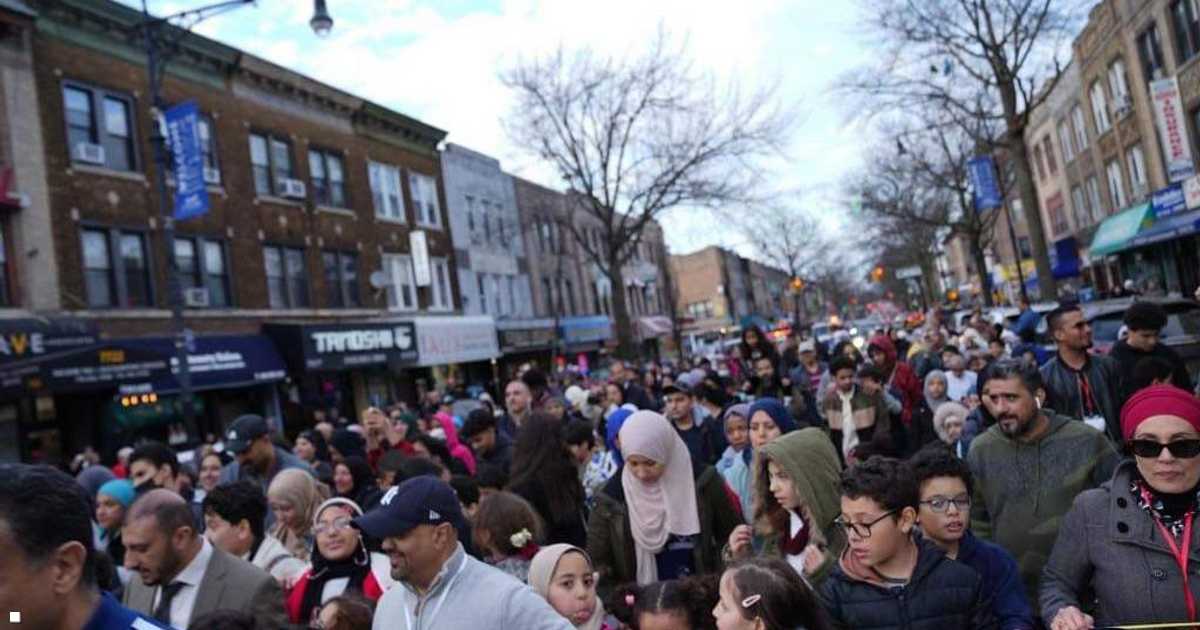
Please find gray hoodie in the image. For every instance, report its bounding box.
[372,544,574,630]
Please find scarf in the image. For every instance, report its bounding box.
[747,398,796,436]
[619,411,700,585]
[528,544,606,630]
[605,408,635,468]
[1132,476,1200,539]
[838,390,858,458]
[781,510,811,556]
[298,499,370,623]
[924,370,949,413]
[268,468,326,562]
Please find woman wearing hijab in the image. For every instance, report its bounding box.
[434,411,477,474]
[95,479,135,567]
[332,456,382,512]
[932,401,972,458]
[587,411,741,590]
[897,370,947,456]
[269,467,328,562]
[529,544,613,630]
[716,403,754,522]
[604,407,635,469]
[924,370,950,413]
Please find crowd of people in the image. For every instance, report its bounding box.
[4,297,1200,630]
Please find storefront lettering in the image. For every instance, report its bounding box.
[311,327,413,354]
[0,333,43,357]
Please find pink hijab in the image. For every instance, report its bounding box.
[435,412,477,474]
[619,410,699,584]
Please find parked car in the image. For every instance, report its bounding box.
[1084,297,1200,381]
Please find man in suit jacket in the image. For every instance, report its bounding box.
[122,489,284,629]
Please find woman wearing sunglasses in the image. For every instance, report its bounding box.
[1042,384,1200,630]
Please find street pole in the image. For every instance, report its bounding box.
[1002,202,1030,304]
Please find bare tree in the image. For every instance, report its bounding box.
[840,0,1086,300]
[501,30,791,356]
[731,205,826,327]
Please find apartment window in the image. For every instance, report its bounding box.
[1108,59,1130,111]
[1139,23,1167,83]
[1017,237,1033,259]
[563,278,576,315]
[263,245,309,308]
[322,251,359,308]
[507,276,518,316]
[309,150,346,208]
[481,201,493,244]
[430,258,452,311]
[1071,105,1089,151]
[174,237,230,307]
[1042,136,1058,174]
[1172,0,1200,64]
[63,84,137,172]
[1071,186,1090,228]
[382,254,417,311]
[1105,160,1127,209]
[368,161,405,221]
[249,133,295,197]
[542,277,556,314]
[1090,81,1111,134]
[1126,144,1148,196]
[81,228,152,308]
[687,301,714,319]
[1033,145,1047,181]
[1057,120,1075,162]
[477,274,488,313]
[81,229,113,307]
[409,173,441,228]
[1086,176,1105,222]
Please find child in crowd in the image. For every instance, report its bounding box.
[472,490,544,582]
[529,544,613,629]
[713,557,833,630]
[821,356,892,464]
[610,575,720,630]
[449,474,481,521]
[907,446,1032,630]
[716,403,753,521]
[819,456,997,629]
[565,419,616,509]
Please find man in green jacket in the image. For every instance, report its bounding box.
[967,359,1119,613]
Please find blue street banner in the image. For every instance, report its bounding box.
[165,101,210,221]
[1151,182,1187,219]
[968,155,1003,211]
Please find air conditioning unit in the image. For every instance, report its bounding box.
[182,287,210,308]
[279,178,306,199]
[1131,181,1148,201]
[73,142,105,165]
[1113,95,1133,119]
[203,167,221,185]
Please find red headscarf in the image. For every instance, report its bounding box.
[1121,384,1200,441]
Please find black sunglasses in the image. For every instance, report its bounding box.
[1129,439,1200,459]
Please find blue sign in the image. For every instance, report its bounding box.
[165,101,210,221]
[1151,182,1187,219]
[968,155,1003,211]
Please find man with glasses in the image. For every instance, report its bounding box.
[909,447,1034,630]
[967,359,1118,616]
[818,456,997,629]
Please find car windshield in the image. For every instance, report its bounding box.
[1091,315,1124,343]
[1092,304,1200,343]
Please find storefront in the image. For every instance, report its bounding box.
[1091,185,1200,298]
[408,315,501,398]
[560,315,613,375]
[636,315,674,360]
[496,318,557,380]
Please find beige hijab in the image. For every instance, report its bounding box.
[267,468,328,561]
[619,410,700,585]
[528,544,605,630]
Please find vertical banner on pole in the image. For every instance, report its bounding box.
[968,155,1003,211]
[165,101,210,221]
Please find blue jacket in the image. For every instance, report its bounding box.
[83,591,173,630]
[1014,309,1040,337]
[958,531,1035,630]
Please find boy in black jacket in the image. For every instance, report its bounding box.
[819,456,997,630]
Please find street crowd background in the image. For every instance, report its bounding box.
[5,297,1200,630]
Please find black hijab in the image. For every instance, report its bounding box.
[337,456,381,511]
[298,499,371,624]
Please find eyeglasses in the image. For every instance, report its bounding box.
[313,516,354,536]
[834,510,897,539]
[1129,439,1200,459]
[920,495,971,513]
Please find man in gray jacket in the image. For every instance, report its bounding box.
[355,476,573,630]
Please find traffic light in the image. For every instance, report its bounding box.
[870,266,885,282]
[790,277,805,292]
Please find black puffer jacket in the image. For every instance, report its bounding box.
[819,539,997,630]
[1040,353,1124,442]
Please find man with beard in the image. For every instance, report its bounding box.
[1040,304,1125,443]
[966,359,1118,613]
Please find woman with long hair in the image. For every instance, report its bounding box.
[714,557,833,630]
[268,468,328,562]
[294,429,334,483]
[508,411,589,548]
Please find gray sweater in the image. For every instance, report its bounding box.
[372,544,574,630]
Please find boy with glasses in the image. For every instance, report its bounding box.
[819,456,997,629]
[909,447,1034,630]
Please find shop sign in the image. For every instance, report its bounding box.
[1152,182,1187,219]
[0,319,96,364]
[264,323,418,372]
[1152,77,1196,182]
[414,316,499,366]
[561,316,613,345]
[1184,176,1200,210]
[499,327,557,351]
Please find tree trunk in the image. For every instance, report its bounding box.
[969,234,994,307]
[1008,132,1057,300]
[608,261,637,357]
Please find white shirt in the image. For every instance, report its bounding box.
[785,512,808,577]
[153,537,213,630]
[945,370,977,402]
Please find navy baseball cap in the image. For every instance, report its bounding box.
[224,414,268,454]
[353,476,464,539]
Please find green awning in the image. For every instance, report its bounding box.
[1088,202,1154,257]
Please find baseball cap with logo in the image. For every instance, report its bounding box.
[353,476,465,539]
[224,414,268,455]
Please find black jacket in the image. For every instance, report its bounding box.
[1039,353,1124,443]
[819,539,998,630]
[1109,339,1193,392]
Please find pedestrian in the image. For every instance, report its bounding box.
[821,355,892,464]
[944,355,978,403]
[565,419,614,509]
[334,456,383,512]
[311,594,375,630]
[793,338,830,402]
[361,407,415,473]
[716,403,754,521]
[1110,301,1194,393]
[286,497,394,624]
[472,490,544,581]
[714,557,834,630]
[588,411,741,588]
[932,401,971,458]
[529,544,613,629]
[508,412,589,548]
[819,457,997,629]
[1041,385,1200,629]
[356,476,573,630]
[747,398,797,451]
[219,415,312,498]
[500,378,536,437]
[267,467,327,563]
[461,408,515,473]
[725,428,845,586]
[433,411,478,474]
[96,478,135,568]
[908,446,1034,630]
[604,407,634,469]
[1040,304,1125,441]
[0,464,173,630]
[867,333,923,427]
[127,442,184,495]
[329,428,367,464]
[294,428,335,484]
[621,575,720,630]
[411,433,469,477]
[662,380,726,465]
[196,451,224,499]
[967,359,1119,610]
[202,480,307,583]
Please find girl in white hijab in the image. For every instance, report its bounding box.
[528,544,610,630]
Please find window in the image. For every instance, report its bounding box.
[1071,105,1089,151]
[81,228,152,308]
[322,251,359,308]
[382,254,417,311]
[174,237,230,307]
[465,196,477,239]
[81,229,113,307]
[369,161,405,221]
[1071,186,1089,228]
[263,245,309,308]
[1017,237,1033,259]
[309,150,347,208]
[1033,145,1047,181]
[118,233,150,307]
[429,258,452,311]
[563,278,576,315]
[249,133,294,197]
[1042,136,1058,174]
[543,277,556,314]
[1105,160,1127,209]
[507,276,518,316]
[1108,59,1130,112]
[1139,23,1167,83]
[1172,0,1200,64]
[1057,120,1075,162]
[1086,176,1105,222]
[1090,81,1111,134]
[1126,144,1148,196]
[477,274,488,313]
[409,173,441,228]
[63,85,137,172]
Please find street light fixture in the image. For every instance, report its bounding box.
[310,0,334,37]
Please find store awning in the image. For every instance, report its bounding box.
[637,316,673,339]
[1051,237,1082,279]
[1128,208,1200,248]
[1089,202,1154,257]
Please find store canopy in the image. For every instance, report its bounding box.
[1128,208,1200,249]
[1089,202,1153,257]
[637,316,673,339]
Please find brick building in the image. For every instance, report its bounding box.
[670,245,789,354]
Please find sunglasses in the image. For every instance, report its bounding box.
[1129,439,1200,459]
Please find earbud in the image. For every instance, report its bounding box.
[1035,397,1042,410]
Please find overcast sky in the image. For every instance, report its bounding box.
[126,0,872,258]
